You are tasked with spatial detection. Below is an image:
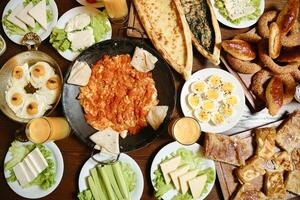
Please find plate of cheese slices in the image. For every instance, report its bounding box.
[2,0,58,44]
[3,141,64,199]
[150,142,216,200]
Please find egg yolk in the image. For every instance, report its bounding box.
[226,96,238,106]
[206,89,219,101]
[12,66,24,80]
[188,94,201,109]
[220,104,233,117]
[202,100,215,111]
[208,75,222,88]
[213,113,225,124]
[222,82,234,94]
[196,110,210,122]
[192,81,206,93]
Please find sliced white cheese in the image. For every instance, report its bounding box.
[67,28,95,51]
[13,162,30,187]
[146,105,168,130]
[7,4,27,31]
[188,174,207,199]
[65,13,91,32]
[27,148,48,173]
[130,47,158,72]
[23,157,39,178]
[160,156,181,184]
[67,61,91,86]
[169,165,190,190]
[90,127,120,154]
[178,169,199,194]
[16,2,35,28]
[28,0,47,30]
[22,159,38,182]
[224,0,256,20]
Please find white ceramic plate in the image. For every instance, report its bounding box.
[3,141,64,199]
[180,68,245,133]
[2,0,58,44]
[55,6,112,61]
[150,142,215,200]
[210,0,264,28]
[78,153,144,200]
[76,0,104,8]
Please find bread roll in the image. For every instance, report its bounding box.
[266,76,284,116]
[277,45,300,63]
[269,22,281,59]
[221,39,256,61]
[276,0,299,36]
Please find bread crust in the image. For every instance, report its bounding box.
[277,45,300,63]
[269,22,281,59]
[222,39,256,61]
[276,0,299,36]
[265,76,284,116]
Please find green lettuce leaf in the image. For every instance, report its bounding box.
[90,11,111,43]
[121,162,136,192]
[78,189,94,200]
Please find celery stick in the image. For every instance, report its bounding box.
[112,162,129,199]
[105,165,123,200]
[91,168,107,200]
[87,176,100,200]
[98,166,116,200]
[97,166,110,200]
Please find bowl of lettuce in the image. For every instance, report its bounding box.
[4,140,64,199]
[150,142,216,200]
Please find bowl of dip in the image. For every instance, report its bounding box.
[168,117,201,145]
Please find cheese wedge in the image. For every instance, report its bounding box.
[16,3,35,28]
[67,61,91,86]
[89,128,120,154]
[7,14,27,31]
[146,105,168,130]
[160,156,181,184]
[169,165,190,190]
[29,0,47,30]
[178,169,199,194]
[188,174,207,199]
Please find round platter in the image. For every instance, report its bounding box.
[150,141,216,200]
[78,153,144,199]
[54,6,112,61]
[180,68,245,133]
[62,38,176,152]
[3,141,64,199]
[210,0,265,28]
[2,0,58,44]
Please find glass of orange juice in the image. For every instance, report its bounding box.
[103,0,128,24]
[26,117,71,144]
[168,117,201,145]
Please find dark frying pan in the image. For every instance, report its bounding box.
[62,37,176,152]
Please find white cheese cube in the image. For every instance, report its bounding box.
[13,162,30,187]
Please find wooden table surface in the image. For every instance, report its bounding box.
[0,0,298,200]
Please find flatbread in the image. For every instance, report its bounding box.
[89,128,119,154]
[130,47,158,72]
[133,0,193,80]
[146,105,168,130]
[67,61,91,86]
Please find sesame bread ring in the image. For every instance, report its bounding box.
[226,54,261,74]
[278,73,297,104]
[250,70,272,101]
[257,11,278,38]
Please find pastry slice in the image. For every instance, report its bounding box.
[276,110,300,152]
[291,148,300,170]
[232,183,267,200]
[203,132,246,166]
[254,127,276,160]
[272,151,293,171]
[285,170,300,195]
[264,170,286,199]
[237,156,266,183]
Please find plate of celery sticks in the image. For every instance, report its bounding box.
[77,153,144,200]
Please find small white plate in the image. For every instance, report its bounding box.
[2,0,58,44]
[180,68,245,133]
[150,142,215,200]
[4,141,64,199]
[55,6,112,61]
[78,153,144,200]
[210,0,264,28]
[76,0,104,8]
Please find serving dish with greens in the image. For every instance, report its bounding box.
[150,142,215,200]
[4,141,64,199]
[78,153,143,200]
[50,6,112,61]
[2,0,58,44]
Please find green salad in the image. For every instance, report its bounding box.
[2,0,53,36]
[5,141,56,190]
[153,148,215,200]
[214,0,261,25]
[77,161,136,200]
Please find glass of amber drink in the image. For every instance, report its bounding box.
[103,0,128,24]
[168,117,201,145]
[26,117,71,144]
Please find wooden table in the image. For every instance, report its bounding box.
[0,0,298,199]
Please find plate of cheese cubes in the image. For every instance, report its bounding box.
[2,0,58,44]
[3,140,64,199]
[150,141,216,200]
